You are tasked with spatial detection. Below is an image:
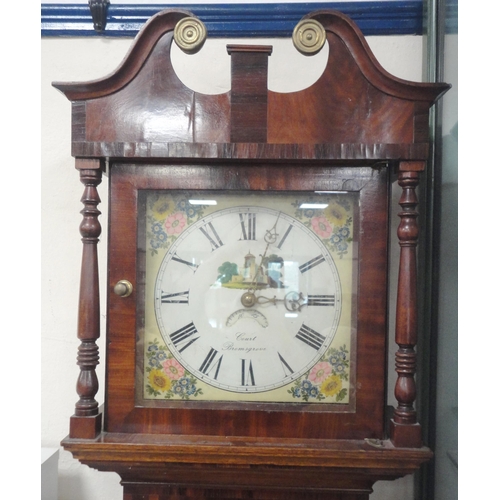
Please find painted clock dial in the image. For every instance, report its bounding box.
[141,190,356,404]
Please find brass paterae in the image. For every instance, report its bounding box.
[293,19,326,55]
[174,16,207,53]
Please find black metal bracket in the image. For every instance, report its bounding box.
[89,0,110,32]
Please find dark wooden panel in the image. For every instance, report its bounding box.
[85,33,230,144]
[71,101,86,143]
[228,45,272,143]
[123,482,370,500]
[268,32,414,145]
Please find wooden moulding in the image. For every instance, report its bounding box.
[62,433,432,494]
[70,142,432,161]
[62,433,433,470]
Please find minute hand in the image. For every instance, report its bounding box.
[245,212,282,294]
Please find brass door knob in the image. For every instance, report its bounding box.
[114,280,133,297]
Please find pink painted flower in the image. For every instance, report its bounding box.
[308,361,332,383]
[311,216,333,239]
[164,212,186,235]
[162,358,185,380]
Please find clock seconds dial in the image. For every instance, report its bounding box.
[154,204,342,394]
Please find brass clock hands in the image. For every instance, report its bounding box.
[263,216,280,245]
[241,291,307,312]
[284,291,307,312]
[239,212,308,312]
[244,212,281,295]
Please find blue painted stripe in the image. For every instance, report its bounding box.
[41,2,457,38]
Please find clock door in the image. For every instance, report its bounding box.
[105,161,389,440]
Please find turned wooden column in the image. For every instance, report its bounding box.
[390,161,425,448]
[69,158,103,439]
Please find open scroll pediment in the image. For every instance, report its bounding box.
[53,9,450,156]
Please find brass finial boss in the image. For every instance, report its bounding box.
[293,19,326,55]
[174,17,207,53]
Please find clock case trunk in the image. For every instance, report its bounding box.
[53,8,449,499]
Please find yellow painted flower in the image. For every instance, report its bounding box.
[152,197,175,221]
[324,203,348,227]
[321,374,342,397]
[148,369,171,392]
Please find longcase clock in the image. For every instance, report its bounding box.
[53,8,450,499]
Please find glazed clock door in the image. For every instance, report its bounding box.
[105,162,389,440]
[146,191,348,400]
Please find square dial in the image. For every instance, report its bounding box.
[137,190,357,405]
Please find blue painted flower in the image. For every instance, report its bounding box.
[333,363,345,374]
[176,199,202,219]
[187,207,199,218]
[340,227,350,238]
[148,356,161,368]
[178,377,190,387]
[329,350,347,365]
[291,387,301,398]
[148,344,158,352]
[151,238,162,250]
[150,222,168,247]
[156,231,167,244]
[176,199,189,210]
[308,386,320,399]
[301,379,313,390]
[336,241,348,252]
[152,221,164,234]
[329,354,340,365]
[185,384,197,396]
[156,351,167,361]
[173,383,185,395]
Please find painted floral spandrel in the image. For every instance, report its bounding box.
[145,338,203,400]
[288,345,350,402]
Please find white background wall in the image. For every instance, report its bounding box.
[41,31,425,499]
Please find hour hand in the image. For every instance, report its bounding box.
[240,291,282,308]
[241,291,306,312]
